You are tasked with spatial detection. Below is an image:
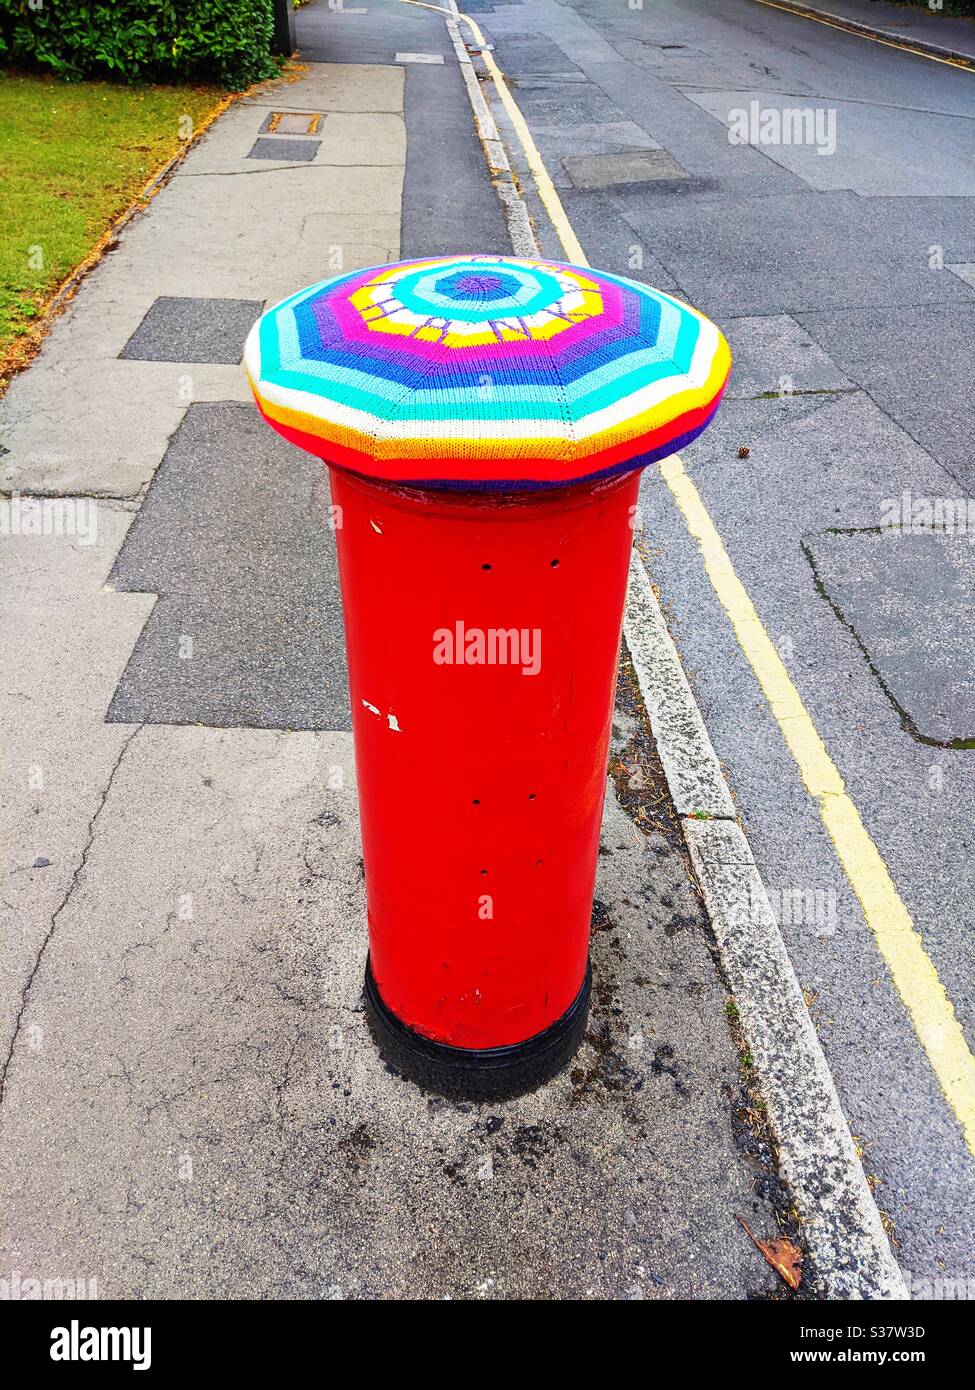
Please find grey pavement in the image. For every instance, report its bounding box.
[804,529,975,747]
[0,507,154,1058]
[0,62,406,498]
[0,2,789,1300]
[106,403,350,731]
[0,711,781,1299]
[478,0,975,1287]
[295,0,509,258]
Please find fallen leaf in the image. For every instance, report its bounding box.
[737,1214,802,1290]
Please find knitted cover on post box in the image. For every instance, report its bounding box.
[246,255,731,491]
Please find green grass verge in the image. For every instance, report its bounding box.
[0,71,226,385]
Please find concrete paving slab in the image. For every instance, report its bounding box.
[721,313,854,398]
[0,361,250,499]
[297,212,400,266]
[315,112,405,166]
[804,530,975,746]
[120,297,263,365]
[0,506,153,1058]
[797,302,975,492]
[106,403,350,732]
[0,722,779,1299]
[180,100,401,175]
[247,63,406,113]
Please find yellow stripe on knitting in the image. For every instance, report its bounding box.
[250,344,730,463]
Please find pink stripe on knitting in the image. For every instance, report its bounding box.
[314,268,627,364]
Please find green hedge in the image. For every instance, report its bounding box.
[0,1,279,89]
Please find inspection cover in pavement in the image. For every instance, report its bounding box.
[562,150,687,188]
[804,528,975,747]
[120,296,264,365]
[258,111,323,135]
[107,402,350,731]
[247,137,320,162]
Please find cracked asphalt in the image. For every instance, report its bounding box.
[0,4,792,1300]
[477,0,975,1283]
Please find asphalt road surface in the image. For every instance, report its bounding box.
[457,0,975,1286]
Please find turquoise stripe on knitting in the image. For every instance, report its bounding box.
[261,314,698,423]
[393,262,564,322]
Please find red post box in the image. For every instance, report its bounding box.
[247,256,730,1098]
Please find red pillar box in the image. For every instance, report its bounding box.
[246,257,730,1099]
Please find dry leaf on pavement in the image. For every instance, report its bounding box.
[737,1214,803,1291]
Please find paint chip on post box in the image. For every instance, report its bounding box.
[247,255,730,1099]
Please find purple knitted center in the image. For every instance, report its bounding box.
[436,271,518,301]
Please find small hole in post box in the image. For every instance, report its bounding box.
[550,558,560,568]
[482,563,492,571]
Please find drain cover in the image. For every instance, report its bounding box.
[259,111,323,135]
[561,149,687,188]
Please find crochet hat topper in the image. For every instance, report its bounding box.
[246,255,731,491]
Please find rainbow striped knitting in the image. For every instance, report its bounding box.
[246,256,731,490]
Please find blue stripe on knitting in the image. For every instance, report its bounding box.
[280,299,680,396]
[264,303,697,423]
[393,262,564,321]
[284,285,662,383]
[278,293,671,401]
[400,313,694,418]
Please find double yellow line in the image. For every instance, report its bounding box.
[395,0,975,1156]
[662,456,975,1156]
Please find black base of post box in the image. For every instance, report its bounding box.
[363,958,592,1102]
